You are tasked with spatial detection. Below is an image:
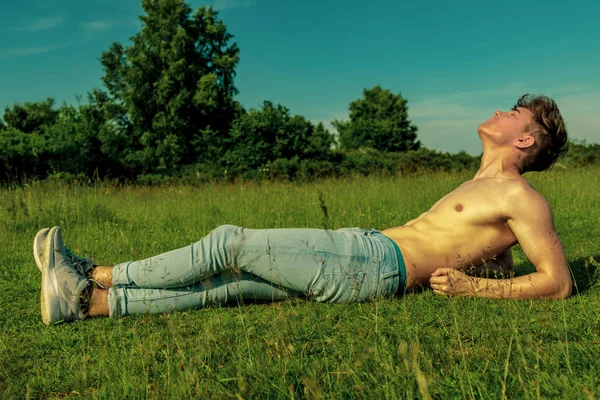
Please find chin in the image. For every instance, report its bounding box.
[478,125,502,148]
[478,120,498,136]
[477,124,489,137]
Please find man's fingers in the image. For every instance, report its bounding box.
[430,282,447,291]
[431,269,468,297]
[429,276,449,285]
[431,268,453,277]
[430,269,443,276]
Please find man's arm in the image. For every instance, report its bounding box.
[431,187,572,299]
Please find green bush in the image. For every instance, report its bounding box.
[561,141,600,167]
[0,128,48,181]
[225,102,334,174]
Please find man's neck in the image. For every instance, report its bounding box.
[474,148,523,180]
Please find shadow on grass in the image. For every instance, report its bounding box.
[568,255,600,295]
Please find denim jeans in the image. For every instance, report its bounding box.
[108,225,405,317]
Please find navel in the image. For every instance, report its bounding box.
[455,204,463,212]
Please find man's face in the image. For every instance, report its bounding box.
[478,106,535,145]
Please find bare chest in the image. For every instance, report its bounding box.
[427,182,509,227]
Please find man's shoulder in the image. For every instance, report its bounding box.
[500,176,534,194]
[502,177,550,217]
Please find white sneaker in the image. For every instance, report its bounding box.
[39,227,89,325]
[33,228,50,272]
[34,227,95,274]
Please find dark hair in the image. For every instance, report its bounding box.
[517,94,568,172]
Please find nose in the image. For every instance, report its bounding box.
[494,110,501,117]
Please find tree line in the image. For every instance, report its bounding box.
[1,0,596,184]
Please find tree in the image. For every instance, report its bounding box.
[44,93,115,177]
[100,0,240,173]
[3,98,59,134]
[333,86,420,152]
[0,99,58,180]
[225,101,334,173]
[0,127,48,180]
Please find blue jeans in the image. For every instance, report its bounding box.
[108,225,406,317]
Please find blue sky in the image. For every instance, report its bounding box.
[1,0,599,154]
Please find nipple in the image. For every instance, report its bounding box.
[455,204,463,212]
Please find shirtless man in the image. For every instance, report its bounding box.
[35,94,571,325]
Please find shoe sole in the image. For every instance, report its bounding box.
[40,226,60,325]
[33,228,50,273]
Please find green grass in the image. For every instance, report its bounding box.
[1,168,599,399]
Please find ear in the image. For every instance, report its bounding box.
[514,134,535,150]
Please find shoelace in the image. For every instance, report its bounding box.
[67,249,108,317]
[66,248,108,290]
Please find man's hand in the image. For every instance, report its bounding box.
[429,268,471,296]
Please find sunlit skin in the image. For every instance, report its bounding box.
[86,106,572,317]
[382,106,572,299]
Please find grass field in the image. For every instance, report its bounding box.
[1,168,599,399]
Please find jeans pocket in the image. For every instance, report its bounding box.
[381,269,399,280]
[377,268,400,297]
